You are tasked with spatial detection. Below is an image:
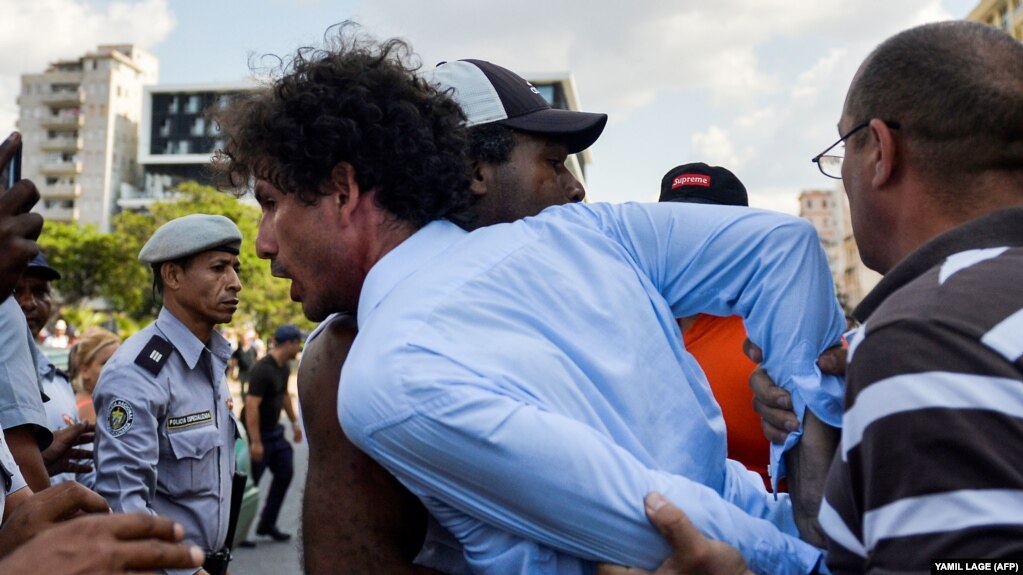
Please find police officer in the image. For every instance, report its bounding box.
[94,214,242,575]
[14,252,87,486]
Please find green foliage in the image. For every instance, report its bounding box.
[39,182,313,338]
[38,221,146,313]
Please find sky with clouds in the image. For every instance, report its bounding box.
[0,0,979,214]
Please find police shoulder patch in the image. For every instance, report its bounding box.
[107,399,135,437]
[135,335,173,376]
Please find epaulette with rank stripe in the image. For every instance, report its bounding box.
[135,335,173,376]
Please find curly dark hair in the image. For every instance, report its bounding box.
[212,23,473,229]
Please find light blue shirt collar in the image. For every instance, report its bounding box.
[357,220,466,331]
[155,307,232,368]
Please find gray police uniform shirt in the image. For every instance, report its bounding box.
[0,297,51,449]
[34,343,80,485]
[94,307,235,574]
[0,426,28,524]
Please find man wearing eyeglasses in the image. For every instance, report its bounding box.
[601,20,1023,575]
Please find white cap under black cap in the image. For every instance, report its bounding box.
[139,214,242,264]
[430,59,608,154]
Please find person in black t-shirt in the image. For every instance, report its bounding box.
[230,330,259,397]
[243,324,303,543]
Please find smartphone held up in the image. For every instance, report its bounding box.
[2,144,21,190]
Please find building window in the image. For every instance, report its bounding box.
[186,95,202,114]
[179,140,190,154]
[191,117,205,136]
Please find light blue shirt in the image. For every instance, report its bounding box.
[94,308,235,575]
[339,202,844,575]
[0,297,51,449]
[34,343,80,485]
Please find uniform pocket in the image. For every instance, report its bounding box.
[163,425,221,497]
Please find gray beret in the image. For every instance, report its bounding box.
[139,214,243,264]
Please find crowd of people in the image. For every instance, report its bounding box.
[0,17,1019,575]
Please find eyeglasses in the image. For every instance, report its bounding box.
[811,120,900,179]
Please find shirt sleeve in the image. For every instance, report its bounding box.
[345,351,821,575]
[0,298,51,449]
[93,366,164,520]
[593,202,846,481]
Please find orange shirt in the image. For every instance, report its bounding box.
[681,314,773,490]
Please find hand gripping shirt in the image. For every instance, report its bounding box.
[339,202,845,575]
[94,307,235,575]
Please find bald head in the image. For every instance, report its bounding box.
[845,21,1023,205]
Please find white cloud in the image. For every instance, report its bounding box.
[0,0,176,131]
[748,185,801,216]
[691,126,742,169]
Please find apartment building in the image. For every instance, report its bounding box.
[968,0,1023,40]
[18,44,158,231]
[119,82,257,211]
[799,186,881,311]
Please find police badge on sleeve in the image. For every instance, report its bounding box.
[107,399,135,437]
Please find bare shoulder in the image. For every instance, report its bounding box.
[298,314,358,418]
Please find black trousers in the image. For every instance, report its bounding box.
[251,424,294,530]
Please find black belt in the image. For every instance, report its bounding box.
[203,548,231,575]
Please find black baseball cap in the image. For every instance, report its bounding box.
[25,251,61,281]
[659,163,749,207]
[273,324,304,344]
[430,59,608,154]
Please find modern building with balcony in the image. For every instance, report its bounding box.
[968,0,1023,39]
[120,82,257,211]
[18,44,158,231]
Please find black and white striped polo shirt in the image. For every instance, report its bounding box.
[820,206,1023,573]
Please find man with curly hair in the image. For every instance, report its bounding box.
[215,25,844,575]
[289,57,608,574]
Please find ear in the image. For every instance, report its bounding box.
[469,160,490,198]
[869,118,898,189]
[161,262,184,292]
[327,162,362,222]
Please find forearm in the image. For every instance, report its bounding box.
[243,401,261,446]
[282,395,298,425]
[5,427,50,492]
[783,410,839,547]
